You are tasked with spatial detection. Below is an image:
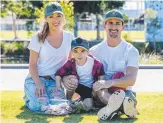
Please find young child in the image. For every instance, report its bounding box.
[55,37,105,111]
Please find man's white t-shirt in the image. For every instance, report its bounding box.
[76,56,94,88]
[89,39,139,90]
[27,30,74,80]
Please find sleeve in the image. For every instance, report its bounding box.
[89,45,100,61]
[68,31,75,43]
[94,60,105,76]
[55,61,72,77]
[28,35,41,53]
[89,46,96,57]
[98,63,105,76]
[68,32,75,59]
[127,47,139,68]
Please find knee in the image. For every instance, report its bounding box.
[63,75,78,91]
[97,89,107,99]
[27,100,41,111]
[83,98,93,111]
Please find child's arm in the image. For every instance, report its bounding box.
[56,76,62,90]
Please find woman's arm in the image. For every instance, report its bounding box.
[29,50,45,97]
[55,76,62,90]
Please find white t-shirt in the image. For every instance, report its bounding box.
[76,56,94,88]
[27,30,74,80]
[89,39,139,90]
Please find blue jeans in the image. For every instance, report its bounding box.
[24,77,67,113]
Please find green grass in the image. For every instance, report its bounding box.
[0,30,145,41]
[1,91,163,123]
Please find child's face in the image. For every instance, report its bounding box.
[72,47,88,64]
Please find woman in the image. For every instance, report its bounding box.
[24,2,74,113]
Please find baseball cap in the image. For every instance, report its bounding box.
[104,9,124,23]
[44,2,63,17]
[71,37,89,51]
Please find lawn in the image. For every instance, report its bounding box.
[0,30,145,41]
[1,91,163,123]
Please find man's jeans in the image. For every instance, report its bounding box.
[24,77,66,113]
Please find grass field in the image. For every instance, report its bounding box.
[0,30,145,41]
[1,91,163,123]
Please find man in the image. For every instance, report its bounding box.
[89,9,139,120]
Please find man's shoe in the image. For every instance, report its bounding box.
[97,90,125,120]
[123,97,139,118]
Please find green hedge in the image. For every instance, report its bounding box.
[1,41,163,56]
[0,41,27,55]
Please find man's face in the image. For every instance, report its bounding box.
[104,18,124,39]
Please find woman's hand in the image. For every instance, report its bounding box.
[35,82,45,97]
[62,75,78,91]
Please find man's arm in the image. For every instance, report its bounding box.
[108,46,139,88]
[107,66,138,88]
[93,66,138,92]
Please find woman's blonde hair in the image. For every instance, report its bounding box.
[37,21,49,43]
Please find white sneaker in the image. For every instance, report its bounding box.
[123,97,139,118]
[97,90,125,120]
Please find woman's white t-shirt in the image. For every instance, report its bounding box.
[27,30,74,80]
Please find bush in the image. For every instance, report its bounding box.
[0,41,5,54]
[122,33,133,42]
[1,42,24,55]
[130,42,149,54]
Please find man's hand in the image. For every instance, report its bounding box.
[62,75,78,91]
[35,82,45,97]
[93,80,112,92]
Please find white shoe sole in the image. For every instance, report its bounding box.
[123,97,139,118]
[97,90,125,120]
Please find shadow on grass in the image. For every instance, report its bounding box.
[16,106,84,123]
[16,106,51,123]
[16,106,137,123]
[63,114,83,123]
[63,111,97,123]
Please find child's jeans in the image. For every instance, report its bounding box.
[24,77,66,113]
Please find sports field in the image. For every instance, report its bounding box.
[0,30,145,41]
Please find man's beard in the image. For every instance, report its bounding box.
[109,29,119,38]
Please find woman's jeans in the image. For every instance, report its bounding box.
[24,77,66,113]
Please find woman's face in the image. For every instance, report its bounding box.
[46,13,64,31]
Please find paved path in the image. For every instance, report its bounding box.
[0,68,163,92]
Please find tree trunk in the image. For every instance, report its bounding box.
[96,13,100,40]
[74,14,78,37]
[12,12,17,40]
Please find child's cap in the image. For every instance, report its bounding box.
[71,37,89,51]
[44,2,63,17]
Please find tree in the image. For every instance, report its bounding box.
[0,0,32,39]
[34,0,74,31]
[73,1,125,40]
